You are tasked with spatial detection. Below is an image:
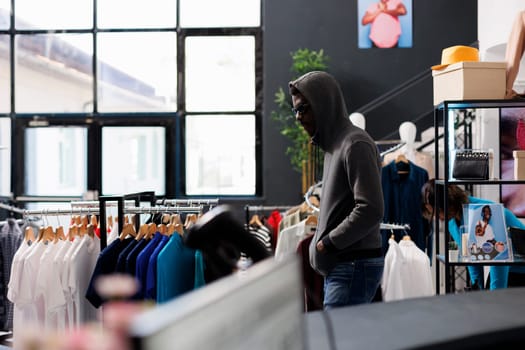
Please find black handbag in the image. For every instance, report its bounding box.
[508,226,525,257]
[452,150,489,180]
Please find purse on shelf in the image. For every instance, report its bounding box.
[508,226,525,257]
[452,150,489,180]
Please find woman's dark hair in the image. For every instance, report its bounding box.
[421,179,469,220]
[481,205,492,218]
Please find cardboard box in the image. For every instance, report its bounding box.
[432,61,506,106]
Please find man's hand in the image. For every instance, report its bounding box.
[316,240,325,252]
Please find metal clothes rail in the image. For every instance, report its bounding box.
[380,223,411,231]
[0,203,25,215]
[156,199,219,207]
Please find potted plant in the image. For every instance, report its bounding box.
[271,48,330,193]
[448,240,459,261]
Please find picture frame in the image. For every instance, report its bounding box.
[357,0,413,49]
[464,203,512,262]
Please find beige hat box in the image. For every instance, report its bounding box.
[432,61,506,106]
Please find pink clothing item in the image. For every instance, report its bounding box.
[368,0,402,48]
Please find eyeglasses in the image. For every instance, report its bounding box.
[291,103,309,116]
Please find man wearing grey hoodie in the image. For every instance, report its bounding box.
[289,71,384,309]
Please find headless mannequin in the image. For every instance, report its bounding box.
[349,112,366,130]
[383,121,434,178]
[505,11,525,99]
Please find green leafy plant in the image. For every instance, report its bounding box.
[271,48,330,172]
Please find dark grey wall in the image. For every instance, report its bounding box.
[261,0,477,207]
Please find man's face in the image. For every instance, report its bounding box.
[292,93,316,137]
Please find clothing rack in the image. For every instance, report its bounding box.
[156,199,219,207]
[21,206,201,217]
[71,200,137,208]
[0,218,24,226]
[244,205,295,227]
[23,202,203,252]
[379,141,406,158]
[380,223,411,231]
[0,202,26,216]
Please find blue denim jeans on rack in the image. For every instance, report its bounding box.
[323,257,384,309]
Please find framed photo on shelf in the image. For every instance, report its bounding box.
[464,203,512,262]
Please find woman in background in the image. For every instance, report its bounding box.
[421,179,525,289]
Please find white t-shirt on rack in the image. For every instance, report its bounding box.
[61,237,84,329]
[69,235,101,326]
[35,240,67,331]
[17,241,47,327]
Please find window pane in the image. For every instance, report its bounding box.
[0,2,9,30]
[15,34,93,113]
[0,118,10,196]
[98,0,176,29]
[97,33,177,112]
[186,115,255,195]
[180,0,260,28]
[0,35,9,113]
[15,0,92,29]
[25,127,87,196]
[186,36,255,112]
[102,127,166,196]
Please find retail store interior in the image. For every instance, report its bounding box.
[1,0,525,349]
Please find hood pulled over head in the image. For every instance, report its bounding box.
[289,71,349,151]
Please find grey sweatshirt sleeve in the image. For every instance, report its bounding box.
[328,141,384,249]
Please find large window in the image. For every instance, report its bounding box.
[102,126,166,195]
[1,0,262,205]
[25,127,87,196]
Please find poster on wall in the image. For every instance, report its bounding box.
[464,203,511,262]
[500,107,525,218]
[357,0,413,49]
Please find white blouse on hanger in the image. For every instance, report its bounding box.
[381,238,434,302]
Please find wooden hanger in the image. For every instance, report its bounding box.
[395,154,410,174]
[147,223,157,239]
[119,221,137,240]
[174,223,184,236]
[67,224,78,241]
[249,214,263,227]
[90,214,98,228]
[135,223,149,240]
[24,226,35,242]
[107,215,114,229]
[87,224,95,239]
[38,225,55,243]
[157,223,167,235]
[305,214,318,226]
[402,234,412,241]
[184,213,197,229]
[171,214,182,226]
[55,225,66,242]
[165,214,182,236]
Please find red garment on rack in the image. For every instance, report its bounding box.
[266,210,282,250]
[296,234,324,312]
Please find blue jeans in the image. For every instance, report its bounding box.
[323,257,384,309]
